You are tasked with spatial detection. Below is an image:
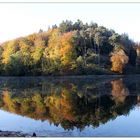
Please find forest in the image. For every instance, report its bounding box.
[0,19,140,76]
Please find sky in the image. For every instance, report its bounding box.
[0,3,139,43]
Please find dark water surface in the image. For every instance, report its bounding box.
[0,75,140,137]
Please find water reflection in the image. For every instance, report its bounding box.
[0,76,139,131]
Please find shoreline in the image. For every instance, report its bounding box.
[0,130,31,137]
[0,74,123,78]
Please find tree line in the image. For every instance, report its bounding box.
[0,19,139,76]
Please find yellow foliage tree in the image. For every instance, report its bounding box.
[18,38,33,66]
[60,32,77,67]
[44,29,77,72]
[44,29,61,60]
[2,40,19,64]
[31,37,45,63]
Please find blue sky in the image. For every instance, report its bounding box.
[0,3,139,43]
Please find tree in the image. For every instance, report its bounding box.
[94,32,104,65]
[2,40,19,64]
[39,29,43,33]
[59,20,73,33]
[8,52,23,75]
[18,38,34,75]
[60,32,77,70]
[73,19,84,30]
[110,49,129,73]
[31,37,46,74]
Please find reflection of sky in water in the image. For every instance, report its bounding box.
[0,106,140,136]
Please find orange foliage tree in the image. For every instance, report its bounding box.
[110,49,129,73]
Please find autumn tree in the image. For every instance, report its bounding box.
[59,31,77,71]
[2,40,19,64]
[110,49,129,73]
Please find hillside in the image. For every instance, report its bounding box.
[0,19,139,76]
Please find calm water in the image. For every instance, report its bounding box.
[0,75,140,137]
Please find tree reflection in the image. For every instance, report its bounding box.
[0,77,139,130]
[2,91,16,112]
[111,79,129,104]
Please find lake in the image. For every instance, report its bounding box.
[0,75,140,137]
